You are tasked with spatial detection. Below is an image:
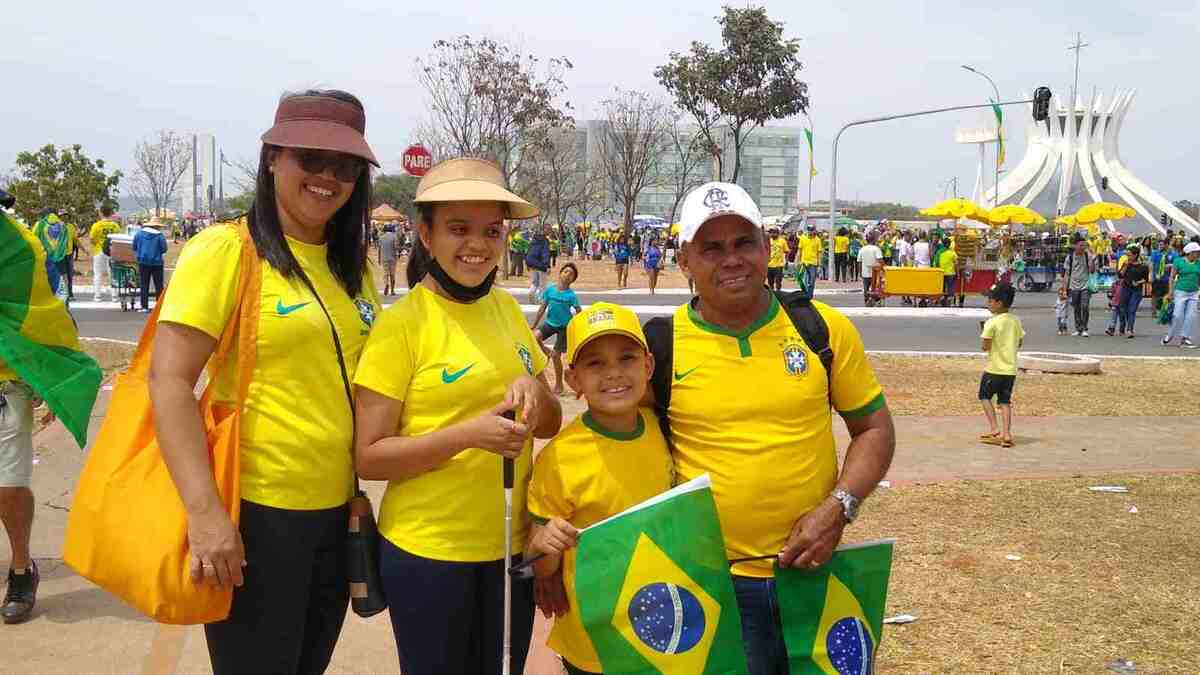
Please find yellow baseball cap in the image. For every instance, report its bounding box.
[566,302,648,366]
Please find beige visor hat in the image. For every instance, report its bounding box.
[413,158,539,220]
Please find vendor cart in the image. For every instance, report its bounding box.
[107,234,140,311]
[866,266,946,307]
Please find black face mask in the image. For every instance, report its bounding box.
[426,257,497,302]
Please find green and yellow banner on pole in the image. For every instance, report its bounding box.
[575,475,749,674]
[991,99,1005,169]
[804,127,818,178]
[777,539,895,674]
[0,210,101,447]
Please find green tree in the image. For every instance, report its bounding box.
[372,173,419,213]
[224,191,255,215]
[6,144,122,229]
[655,6,808,182]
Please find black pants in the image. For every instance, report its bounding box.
[138,264,164,310]
[56,257,74,299]
[380,538,535,675]
[767,266,784,291]
[205,500,350,675]
[834,253,849,282]
[1069,289,1091,332]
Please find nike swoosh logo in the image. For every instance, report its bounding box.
[276,299,311,316]
[674,366,699,382]
[441,364,476,384]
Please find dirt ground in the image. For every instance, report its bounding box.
[856,473,1199,673]
[873,355,1200,416]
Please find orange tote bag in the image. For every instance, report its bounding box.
[64,226,260,625]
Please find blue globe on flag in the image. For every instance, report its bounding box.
[826,616,874,675]
[627,582,706,655]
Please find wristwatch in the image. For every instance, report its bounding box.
[831,488,861,524]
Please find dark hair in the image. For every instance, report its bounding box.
[561,262,579,279]
[837,227,847,236]
[247,89,370,297]
[990,282,1016,308]
[100,205,114,218]
[406,203,437,288]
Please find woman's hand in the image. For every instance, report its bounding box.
[468,402,531,459]
[534,567,570,619]
[504,375,547,434]
[530,518,579,557]
[187,506,246,588]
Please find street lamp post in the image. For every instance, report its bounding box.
[828,96,1042,281]
[962,65,1002,208]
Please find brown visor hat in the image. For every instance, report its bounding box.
[261,95,380,167]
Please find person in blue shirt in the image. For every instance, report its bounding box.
[132,217,168,312]
[532,263,582,394]
[643,237,662,295]
[613,235,631,289]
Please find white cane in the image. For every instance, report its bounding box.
[503,453,515,675]
[502,409,517,675]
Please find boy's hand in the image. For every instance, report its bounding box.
[532,517,579,556]
[534,568,570,619]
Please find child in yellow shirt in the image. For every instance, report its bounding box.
[526,302,673,675]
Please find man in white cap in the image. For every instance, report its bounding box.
[644,182,895,674]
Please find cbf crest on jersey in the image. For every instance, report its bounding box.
[779,337,808,377]
[516,343,534,375]
[355,298,376,335]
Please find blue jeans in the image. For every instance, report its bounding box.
[1117,286,1143,333]
[804,264,819,294]
[1167,289,1199,342]
[733,576,789,675]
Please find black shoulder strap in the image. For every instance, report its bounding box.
[295,270,361,492]
[775,290,835,407]
[642,315,674,446]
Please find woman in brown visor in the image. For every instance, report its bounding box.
[149,89,381,673]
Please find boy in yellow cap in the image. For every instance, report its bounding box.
[525,302,673,675]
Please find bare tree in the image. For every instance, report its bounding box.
[663,112,710,224]
[596,89,671,234]
[129,130,192,217]
[518,124,591,229]
[415,35,573,187]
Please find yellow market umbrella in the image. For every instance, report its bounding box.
[966,208,993,226]
[987,204,1046,226]
[920,197,985,219]
[1054,215,1077,227]
[1074,202,1136,225]
[670,222,680,236]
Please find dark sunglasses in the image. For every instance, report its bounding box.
[293,149,364,182]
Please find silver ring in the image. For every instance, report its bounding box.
[202,561,215,569]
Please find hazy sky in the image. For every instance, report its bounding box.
[3,0,1196,207]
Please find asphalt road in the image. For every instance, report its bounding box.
[69,282,1192,357]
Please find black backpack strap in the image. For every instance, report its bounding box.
[642,315,674,446]
[775,290,835,408]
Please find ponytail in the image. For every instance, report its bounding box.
[406,237,431,288]
[407,203,437,288]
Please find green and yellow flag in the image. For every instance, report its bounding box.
[991,99,1005,169]
[575,475,748,674]
[777,539,894,674]
[0,210,102,447]
[804,127,818,178]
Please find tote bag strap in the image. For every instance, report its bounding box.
[122,225,260,408]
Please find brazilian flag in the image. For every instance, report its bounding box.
[575,475,748,674]
[777,539,895,674]
[0,210,102,447]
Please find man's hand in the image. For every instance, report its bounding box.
[533,567,570,619]
[778,498,847,569]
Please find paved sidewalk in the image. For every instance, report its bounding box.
[2,385,1196,673]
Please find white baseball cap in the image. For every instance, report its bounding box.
[1185,242,1200,254]
[677,182,763,244]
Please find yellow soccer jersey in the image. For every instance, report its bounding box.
[354,284,548,562]
[834,235,850,254]
[768,238,787,268]
[160,225,381,510]
[89,220,121,251]
[527,408,673,672]
[800,235,823,266]
[666,295,885,577]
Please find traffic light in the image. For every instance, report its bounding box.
[1161,213,1169,226]
[1100,176,1109,190]
[1032,87,1052,122]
